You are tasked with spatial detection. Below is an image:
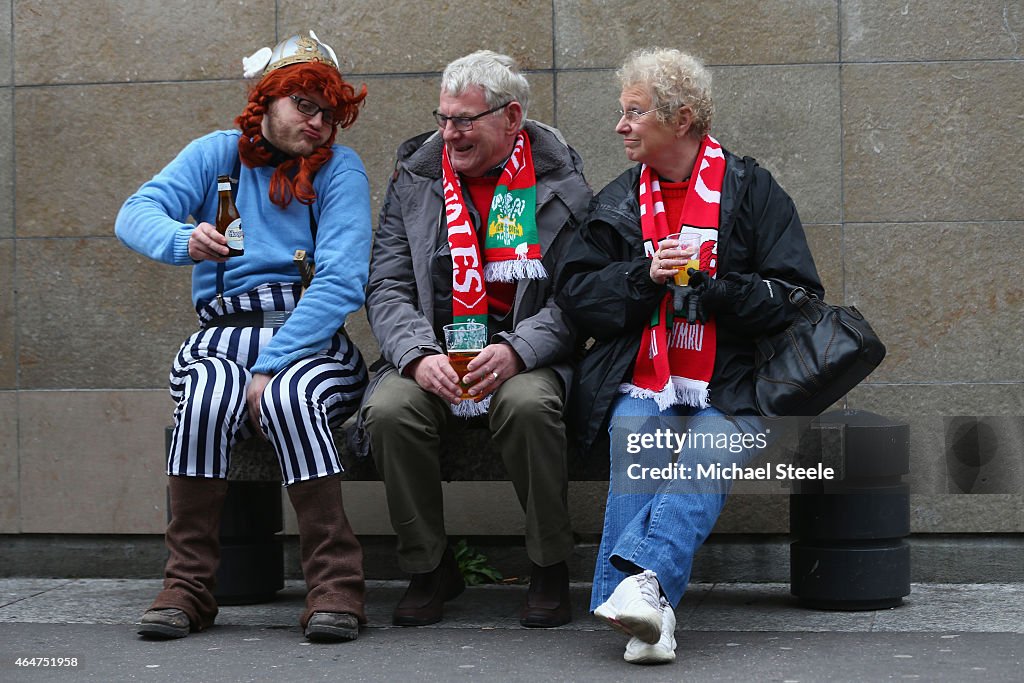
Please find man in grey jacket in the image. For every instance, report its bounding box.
[361,50,591,629]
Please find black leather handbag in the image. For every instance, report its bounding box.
[753,284,886,417]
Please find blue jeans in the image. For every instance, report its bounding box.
[590,394,763,610]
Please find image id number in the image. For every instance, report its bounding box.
[15,657,79,667]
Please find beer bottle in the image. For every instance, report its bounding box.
[215,175,245,257]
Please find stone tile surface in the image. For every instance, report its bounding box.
[848,383,1024,419]
[299,479,587,537]
[13,1,274,84]
[280,1,554,74]
[0,579,70,608]
[18,390,170,533]
[845,384,1024,532]
[0,392,17,532]
[342,481,614,537]
[0,2,10,85]
[0,579,594,630]
[442,482,536,535]
[0,240,13,387]
[0,88,11,239]
[844,223,1024,384]
[804,224,843,303]
[332,481,390,536]
[554,69,632,195]
[842,1,1024,61]
[687,584,876,632]
[15,81,247,238]
[715,495,790,534]
[568,482,607,534]
[843,63,1024,223]
[909,495,1024,533]
[714,65,842,226]
[344,310,379,376]
[331,75,441,217]
[554,0,839,68]
[17,238,195,389]
[871,583,1024,633]
[3,578,1023,636]
[556,66,841,223]
[911,537,1024,583]
[0,578,149,624]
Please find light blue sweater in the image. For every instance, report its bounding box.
[115,130,372,375]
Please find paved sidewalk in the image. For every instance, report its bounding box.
[1,579,1022,682]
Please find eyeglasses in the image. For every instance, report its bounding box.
[616,104,673,122]
[289,95,338,126]
[433,101,512,131]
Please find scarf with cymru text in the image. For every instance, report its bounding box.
[623,135,725,410]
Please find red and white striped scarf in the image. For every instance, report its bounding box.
[622,135,726,409]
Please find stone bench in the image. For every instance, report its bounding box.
[171,412,912,611]
[227,421,610,482]
[166,422,608,605]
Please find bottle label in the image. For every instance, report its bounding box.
[217,181,231,192]
[225,218,244,251]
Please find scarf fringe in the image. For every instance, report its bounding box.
[484,259,548,283]
[450,395,491,417]
[619,377,710,411]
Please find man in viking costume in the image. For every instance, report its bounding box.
[116,31,372,642]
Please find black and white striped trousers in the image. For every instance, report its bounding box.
[166,287,367,485]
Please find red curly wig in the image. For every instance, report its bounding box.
[235,61,367,208]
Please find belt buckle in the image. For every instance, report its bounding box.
[263,311,291,328]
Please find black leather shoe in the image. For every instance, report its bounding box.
[393,547,465,626]
[304,611,360,642]
[138,608,191,639]
[520,561,572,628]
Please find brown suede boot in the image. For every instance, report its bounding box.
[140,476,228,639]
[287,475,366,642]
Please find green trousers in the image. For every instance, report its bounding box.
[361,367,574,573]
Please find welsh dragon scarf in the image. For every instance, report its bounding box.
[622,135,725,409]
[440,129,544,416]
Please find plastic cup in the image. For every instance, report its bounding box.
[664,231,701,285]
[442,322,487,399]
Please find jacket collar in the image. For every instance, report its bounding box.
[402,120,574,180]
[595,147,751,250]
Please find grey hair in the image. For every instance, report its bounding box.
[618,48,713,137]
[441,50,530,125]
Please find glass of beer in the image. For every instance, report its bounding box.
[664,231,701,286]
[443,321,487,399]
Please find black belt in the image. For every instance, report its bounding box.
[204,311,292,329]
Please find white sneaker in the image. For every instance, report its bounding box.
[624,598,677,664]
[593,569,662,644]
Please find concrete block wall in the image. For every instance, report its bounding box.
[1,2,1022,543]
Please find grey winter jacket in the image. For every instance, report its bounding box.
[364,120,592,399]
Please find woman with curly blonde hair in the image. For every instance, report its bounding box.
[558,48,823,664]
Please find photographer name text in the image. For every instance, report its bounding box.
[627,462,835,482]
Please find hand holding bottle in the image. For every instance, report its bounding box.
[188,222,231,262]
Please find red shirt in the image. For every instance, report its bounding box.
[660,179,690,233]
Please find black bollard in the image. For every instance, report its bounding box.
[214,480,284,605]
[164,427,284,605]
[789,410,911,610]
